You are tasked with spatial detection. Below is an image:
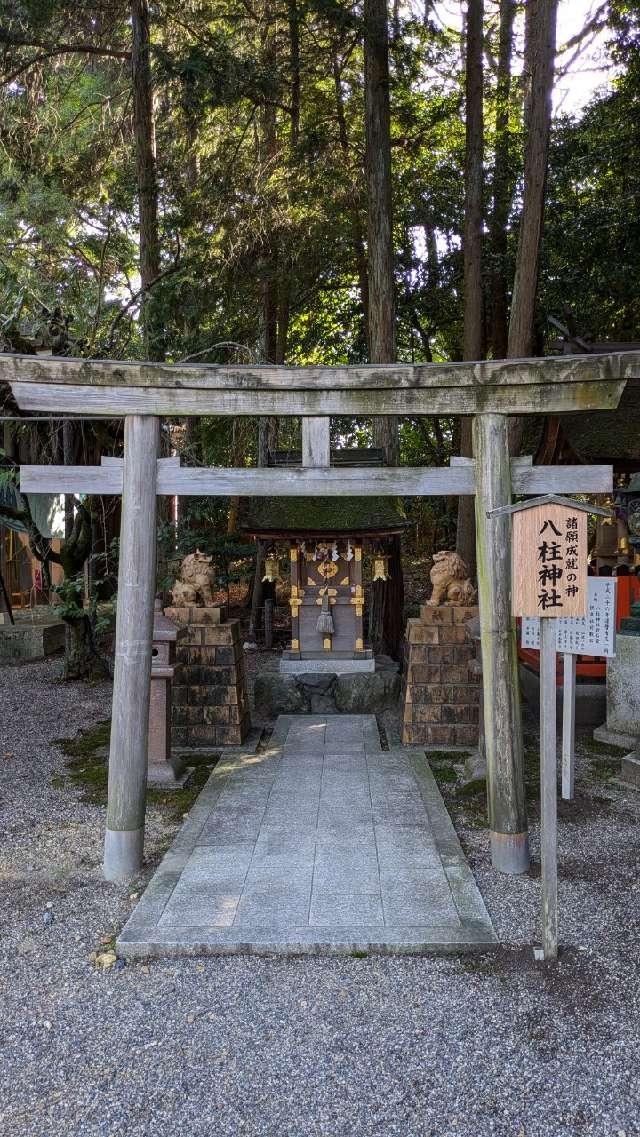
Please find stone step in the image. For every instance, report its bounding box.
[620,754,640,790]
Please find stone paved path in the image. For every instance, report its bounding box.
[118,715,496,956]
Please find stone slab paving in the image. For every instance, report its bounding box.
[117,715,497,957]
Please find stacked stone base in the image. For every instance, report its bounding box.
[402,604,480,747]
[165,607,250,748]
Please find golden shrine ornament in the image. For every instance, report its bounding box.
[317,560,339,579]
[262,553,280,583]
[372,554,391,582]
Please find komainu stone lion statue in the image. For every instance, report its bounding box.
[429,550,477,606]
[171,550,216,606]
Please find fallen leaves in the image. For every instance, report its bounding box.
[89,949,117,970]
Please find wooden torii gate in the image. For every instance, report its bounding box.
[2,350,636,882]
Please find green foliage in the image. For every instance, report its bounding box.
[0,0,637,513]
[157,515,256,597]
[51,575,85,622]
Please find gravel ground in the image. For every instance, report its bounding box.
[1,656,640,1137]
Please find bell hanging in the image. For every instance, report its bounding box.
[372,554,391,582]
[262,553,280,583]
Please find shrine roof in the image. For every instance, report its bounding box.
[560,378,640,461]
[240,495,409,538]
[529,377,640,468]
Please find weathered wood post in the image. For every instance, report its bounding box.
[473,412,530,873]
[104,414,160,881]
[302,417,331,468]
[561,651,576,800]
[540,615,558,959]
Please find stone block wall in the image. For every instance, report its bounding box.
[401,604,480,747]
[0,618,65,662]
[164,607,250,748]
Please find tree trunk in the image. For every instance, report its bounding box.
[488,0,516,360]
[364,0,402,657]
[462,0,484,366]
[227,419,250,535]
[457,0,484,577]
[288,0,301,149]
[63,419,76,543]
[131,0,162,361]
[507,0,557,363]
[333,50,370,343]
[364,0,396,369]
[62,616,94,680]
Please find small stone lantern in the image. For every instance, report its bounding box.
[147,598,188,786]
[464,614,486,781]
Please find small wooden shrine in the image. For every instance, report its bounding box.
[242,451,407,672]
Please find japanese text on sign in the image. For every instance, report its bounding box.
[512,503,588,618]
[521,578,617,657]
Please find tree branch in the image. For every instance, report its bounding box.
[0,29,131,59]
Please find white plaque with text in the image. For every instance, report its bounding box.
[520,578,617,657]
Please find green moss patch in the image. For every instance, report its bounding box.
[428,749,471,765]
[147,765,214,820]
[580,735,627,758]
[52,721,217,812]
[456,777,486,800]
[55,720,111,762]
[52,720,111,803]
[432,763,458,784]
[588,755,621,783]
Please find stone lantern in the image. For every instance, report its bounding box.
[148,598,188,786]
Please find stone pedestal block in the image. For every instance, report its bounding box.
[0,617,65,662]
[401,605,481,747]
[164,607,250,748]
[593,632,640,750]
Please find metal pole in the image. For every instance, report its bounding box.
[540,617,558,960]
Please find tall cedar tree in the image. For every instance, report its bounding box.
[131,0,163,361]
[488,0,517,359]
[364,0,403,658]
[457,0,484,575]
[508,0,558,453]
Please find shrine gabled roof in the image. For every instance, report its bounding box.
[240,495,409,538]
[241,447,410,537]
[558,377,640,461]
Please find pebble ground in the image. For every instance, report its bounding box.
[1,657,639,1137]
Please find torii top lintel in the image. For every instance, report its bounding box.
[2,350,637,417]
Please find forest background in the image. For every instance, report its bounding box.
[1,0,639,665]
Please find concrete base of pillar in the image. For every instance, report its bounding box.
[491,830,530,875]
[103,826,144,881]
[593,724,638,751]
[620,753,640,790]
[147,764,194,789]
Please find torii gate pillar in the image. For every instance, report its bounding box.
[474,413,529,872]
[103,415,160,881]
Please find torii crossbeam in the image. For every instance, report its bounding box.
[2,350,636,882]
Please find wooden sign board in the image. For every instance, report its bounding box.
[512,503,588,618]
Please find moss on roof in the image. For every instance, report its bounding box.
[240,495,408,536]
